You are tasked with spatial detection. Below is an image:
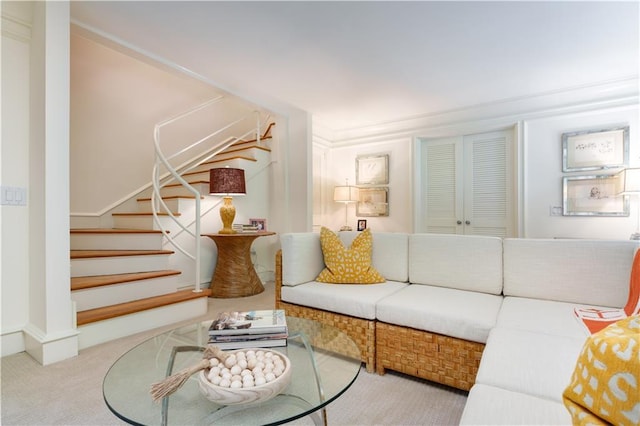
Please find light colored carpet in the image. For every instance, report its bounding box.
[1,282,467,425]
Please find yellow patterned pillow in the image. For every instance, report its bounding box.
[316,227,386,284]
[562,315,640,426]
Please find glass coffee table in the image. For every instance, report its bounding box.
[103,316,362,425]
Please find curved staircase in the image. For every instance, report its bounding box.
[71,122,274,349]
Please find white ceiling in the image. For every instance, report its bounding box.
[70,1,639,132]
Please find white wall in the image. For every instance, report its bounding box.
[1,1,32,356]
[70,32,257,217]
[524,105,639,239]
[325,138,412,233]
[317,80,639,239]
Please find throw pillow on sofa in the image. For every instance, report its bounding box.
[316,227,386,284]
[562,315,640,426]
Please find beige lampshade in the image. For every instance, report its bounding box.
[334,185,359,203]
[616,168,640,195]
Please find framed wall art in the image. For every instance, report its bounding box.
[562,175,629,217]
[562,125,629,172]
[356,187,389,217]
[356,154,389,185]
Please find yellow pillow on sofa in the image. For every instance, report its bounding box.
[562,315,640,426]
[316,227,386,284]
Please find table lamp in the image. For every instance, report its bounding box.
[334,179,359,231]
[210,167,246,234]
[616,167,640,240]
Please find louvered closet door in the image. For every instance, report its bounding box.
[463,131,511,237]
[422,137,464,234]
[421,130,512,237]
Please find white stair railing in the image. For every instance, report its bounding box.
[152,97,270,293]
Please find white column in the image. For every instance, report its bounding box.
[24,0,78,365]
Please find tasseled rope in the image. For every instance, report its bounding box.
[150,345,229,402]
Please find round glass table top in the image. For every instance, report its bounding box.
[103,316,361,425]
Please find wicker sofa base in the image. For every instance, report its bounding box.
[275,250,482,387]
[277,300,376,372]
[376,321,484,391]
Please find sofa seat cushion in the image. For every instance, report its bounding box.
[460,384,572,425]
[281,280,408,320]
[497,296,612,339]
[376,285,503,343]
[475,327,585,402]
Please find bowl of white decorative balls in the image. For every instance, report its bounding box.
[197,348,292,405]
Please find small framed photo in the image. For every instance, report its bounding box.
[562,125,629,172]
[563,175,629,216]
[249,218,266,231]
[357,219,367,231]
[356,154,389,185]
[357,187,389,217]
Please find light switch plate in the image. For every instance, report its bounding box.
[1,186,27,206]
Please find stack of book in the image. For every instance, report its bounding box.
[232,224,260,233]
[208,309,288,350]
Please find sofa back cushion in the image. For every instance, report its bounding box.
[338,231,409,282]
[280,233,324,286]
[503,239,637,307]
[280,231,409,285]
[409,234,503,295]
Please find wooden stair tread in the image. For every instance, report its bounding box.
[71,249,174,259]
[112,212,180,216]
[76,288,212,326]
[221,144,271,155]
[163,180,209,188]
[71,270,181,291]
[137,195,201,201]
[71,228,164,234]
[229,138,272,150]
[201,156,257,168]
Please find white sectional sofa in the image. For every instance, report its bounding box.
[275,231,638,424]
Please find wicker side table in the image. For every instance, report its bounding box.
[202,231,275,298]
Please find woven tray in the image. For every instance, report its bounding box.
[376,321,484,391]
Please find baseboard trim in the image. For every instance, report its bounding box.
[22,325,79,365]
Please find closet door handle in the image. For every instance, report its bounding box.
[465,220,471,225]
[457,220,462,225]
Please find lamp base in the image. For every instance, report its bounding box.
[218,228,237,234]
[218,196,237,234]
[339,225,353,231]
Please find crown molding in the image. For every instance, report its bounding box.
[316,76,639,147]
